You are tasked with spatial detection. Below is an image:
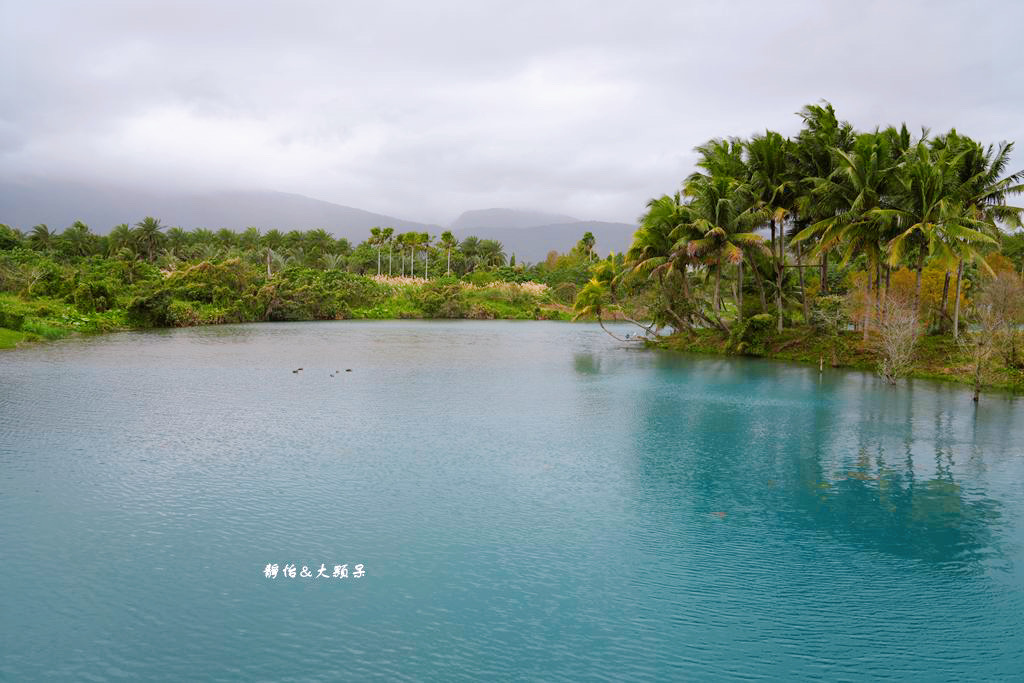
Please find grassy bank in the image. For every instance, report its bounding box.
[0,275,573,350]
[651,326,1024,394]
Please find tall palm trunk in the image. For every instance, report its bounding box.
[881,265,889,314]
[776,221,785,332]
[750,260,768,309]
[266,248,272,278]
[939,270,951,332]
[953,259,964,340]
[875,261,882,324]
[914,250,926,314]
[388,247,393,276]
[446,248,451,275]
[377,249,381,276]
[797,243,808,322]
[737,259,744,322]
[714,263,722,314]
[863,264,872,342]
[820,250,829,294]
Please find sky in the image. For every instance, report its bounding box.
[1,0,1022,226]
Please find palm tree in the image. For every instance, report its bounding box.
[791,101,856,297]
[420,232,432,278]
[794,131,900,339]
[478,239,506,267]
[382,227,394,275]
[684,173,766,319]
[460,236,481,272]
[240,226,262,250]
[305,229,334,258]
[370,227,384,275]
[166,227,189,252]
[215,228,237,249]
[133,217,165,262]
[878,142,995,314]
[576,231,596,262]
[746,130,797,331]
[940,132,1024,337]
[60,221,96,258]
[107,223,134,256]
[629,193,694,329]
[28,224,55,250]
[440,230,457,275]
[261,229,285,252]
[321,253,346,270]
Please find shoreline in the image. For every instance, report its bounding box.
[646,328,1024,396]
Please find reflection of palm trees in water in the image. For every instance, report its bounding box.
[628,355,1008,567]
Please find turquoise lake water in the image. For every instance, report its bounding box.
[1,320,1023,680]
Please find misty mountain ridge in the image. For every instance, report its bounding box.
[450,208,580,231]
[0,178,636,264]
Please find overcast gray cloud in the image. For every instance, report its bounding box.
[1,0,1021,224]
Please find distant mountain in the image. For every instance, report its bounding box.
[454,221,636,264]
[0,179,439,243]
[451,208,579,231]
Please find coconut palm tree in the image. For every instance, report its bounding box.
[684,173,767,319]
[791,102,856,296]
[576,231,596,262]
[878,142,995,314]
[629,193,697,330]
[420,233,432,278]
[440,230,457,275]
[370,227,384,275]
[746,130,797,331]
[381,227,394,275]
[794,131,900,338]
[938,132,1024,337]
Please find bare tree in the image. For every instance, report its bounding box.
[961,273,1024,401]
[873,293,922,385]
[979,272,1024,368]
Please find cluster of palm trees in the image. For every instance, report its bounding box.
[622,102,1023,338]
[365,227,507,277]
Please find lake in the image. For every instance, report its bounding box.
[1,320,1022,680]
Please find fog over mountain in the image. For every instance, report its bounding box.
[0,179,440,242]
[451,208,580,231]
